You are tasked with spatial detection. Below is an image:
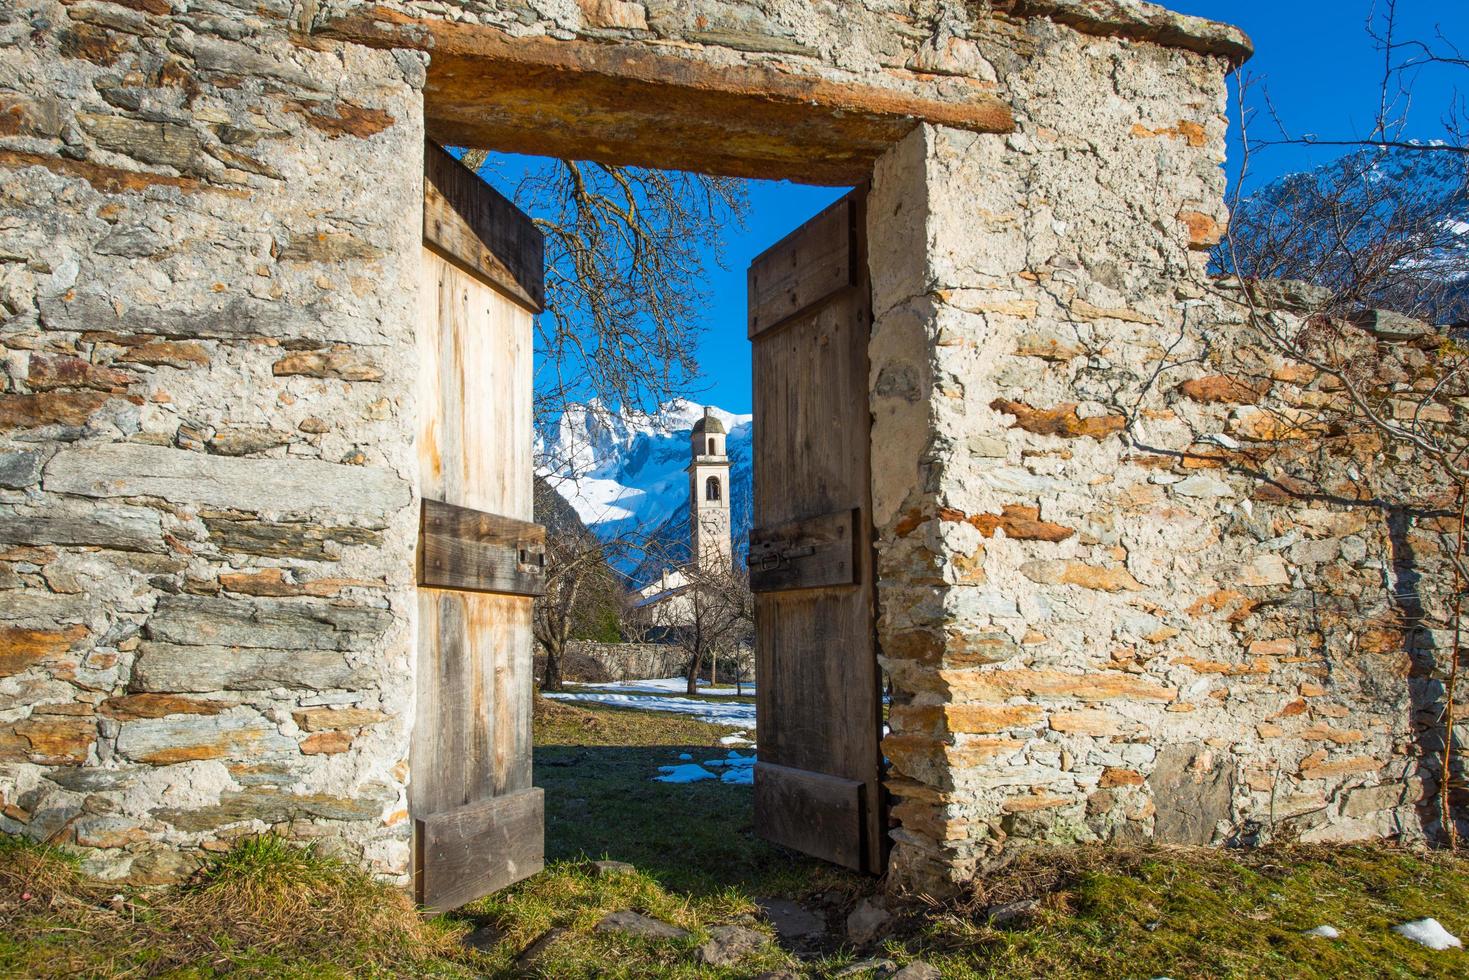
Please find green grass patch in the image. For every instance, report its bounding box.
[3,697,1467,978]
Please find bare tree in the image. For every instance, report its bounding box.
[1217,1,1469,844]
[634,534,753,695]
[459,151,748,474]
[531,479,628,693]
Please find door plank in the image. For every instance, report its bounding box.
[747,197,854,340]
[419,497,546,596]
[416,787,545,912]
[753,762,865,871]
[423,141,545,313]
[413,148,544,911]
[749,508,859,593]
[751,187,885,873]
[412,590,534,816]
[416,249,533,521]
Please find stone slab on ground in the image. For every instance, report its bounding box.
[594,910,690,941]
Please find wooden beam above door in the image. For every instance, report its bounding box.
[319,10,1015,186]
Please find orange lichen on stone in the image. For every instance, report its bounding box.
[990,398,1127,439]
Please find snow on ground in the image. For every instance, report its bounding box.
[1302,925,1340,939]
[581,677,756,697]
[1393,918,1462,950]
[653,751,755,785]
[702,751,755,785]
[653,763,717,784]
[545,691,757,728]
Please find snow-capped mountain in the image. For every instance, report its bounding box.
[537,399,753,579]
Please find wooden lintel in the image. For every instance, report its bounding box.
[316,7,1015,185]
[419,498,547,597]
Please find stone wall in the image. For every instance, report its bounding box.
[7,0,1443,899]
[1,0,425,882]
[552,641,688,683]
[866,22,1458,889]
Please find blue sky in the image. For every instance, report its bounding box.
[486,1,1467,414]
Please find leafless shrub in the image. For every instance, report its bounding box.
[1218,0,1469,844]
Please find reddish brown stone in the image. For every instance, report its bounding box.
[0,149,241,197]
[0,391,115,431]
[9,715,95,765]
[969,505,1075,543]
[1178,375,1266,405]
[272,350,383,382]
[300,730,353,755]
[27,353,136,392]
[1129,119,1208,147]
[285,100,396,139]
[1099,767,1145,788]
[291,707,390,732]
[948,668,1177,703]
[113,340,211,368]
[0,625,88,677]
[1177,210,1223,249]
[219,568,299,597]
[990,399,1126,440]
[99,694,228,721]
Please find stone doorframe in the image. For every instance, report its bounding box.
[316,0,1250,891]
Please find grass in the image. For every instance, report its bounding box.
[2,698,1468,977]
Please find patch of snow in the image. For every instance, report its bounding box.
[702,752,756,769]
[720,766,754,785]
[677,752,693,761]
[653,763,717,784]
[1393,918,1462,950]
[719,731,755,746]
[1302,925,1340,939]
[579,677,756,697]
[545,691,756,727]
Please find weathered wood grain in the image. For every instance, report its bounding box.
[419,497,546,596]
[415,787,544,911]
[751,187,885,874]
[753,762,866,872]
[413,160,543,910]
[423,141,545,312]
[749,508,858,593]
[416,248,534,521]
[747,197,854,340]
[412,589,534,815]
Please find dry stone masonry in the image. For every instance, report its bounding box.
[0,0,1455,894]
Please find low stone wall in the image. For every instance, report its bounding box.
[560,642,688,683]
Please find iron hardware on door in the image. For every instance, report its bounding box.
[749,507,860,593]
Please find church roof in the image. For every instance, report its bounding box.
[692,407,725,435]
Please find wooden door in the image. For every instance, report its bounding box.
[412,142,547,911]
[747,190,885,873]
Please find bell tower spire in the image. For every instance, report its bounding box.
[689,407,732,572]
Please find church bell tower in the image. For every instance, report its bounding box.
[689,407,732,572]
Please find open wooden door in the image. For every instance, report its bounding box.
[747,190,886,874]
[412,143,546,911]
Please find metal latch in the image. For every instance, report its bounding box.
[755,544,814,572]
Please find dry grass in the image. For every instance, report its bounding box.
[0,833,471,978]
